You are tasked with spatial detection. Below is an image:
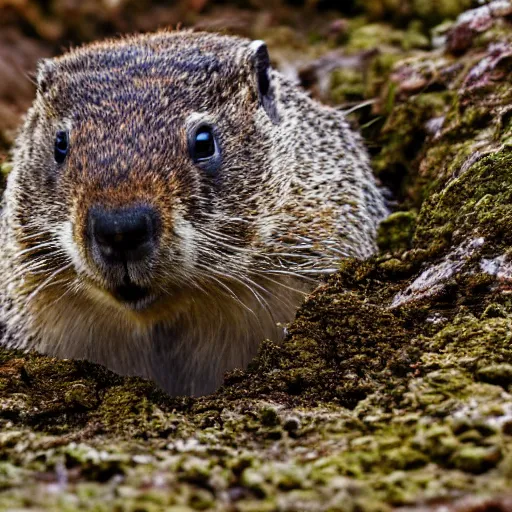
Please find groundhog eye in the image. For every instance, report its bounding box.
[54,130,69,164]
[192,126,216,161]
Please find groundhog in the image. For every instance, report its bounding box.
[0,31,387,396]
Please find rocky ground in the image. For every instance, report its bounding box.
[1,0,512,510]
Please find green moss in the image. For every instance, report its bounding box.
[330,67,366,104]
[415,150,512,255]
[359,0,473,26]
[477,363,512,388]
[372,89,454,204]
[348,22,429,52]
[413,0,469,21]
[0,161,12,176]
[378,210,417,253]
[451,446,502,474]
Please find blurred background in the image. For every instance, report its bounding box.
[0,0,485,203]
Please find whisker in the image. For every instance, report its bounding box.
[4,251,70,285]
[34,278,79,317]
[249,271,307,294]
[26,262,74,303]
[193,265,257,317]
[15,241,64,258]
[199,264,272,315]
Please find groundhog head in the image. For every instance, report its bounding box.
[10,32,283,319]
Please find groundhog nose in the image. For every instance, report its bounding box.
[88,205,159,264]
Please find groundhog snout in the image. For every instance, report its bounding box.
[87,204,160,266]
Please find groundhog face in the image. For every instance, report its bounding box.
[11,34,280,319]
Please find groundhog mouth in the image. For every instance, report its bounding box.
[111,282,158,310]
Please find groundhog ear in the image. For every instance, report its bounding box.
[249,40,271,97]
[248,40,280,124]
[36,59,56,95]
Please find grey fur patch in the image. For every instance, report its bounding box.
[36,59,57,94]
